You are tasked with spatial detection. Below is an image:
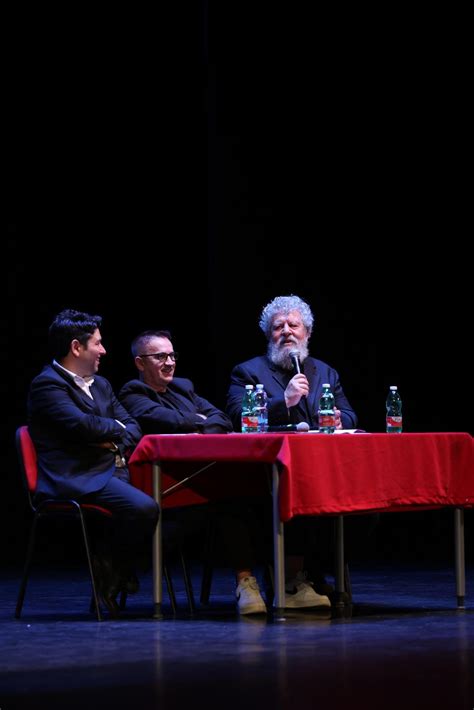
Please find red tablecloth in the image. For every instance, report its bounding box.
[129,432,474,522]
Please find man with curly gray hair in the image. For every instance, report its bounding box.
[227,294,357,431]
[226,294,357,609]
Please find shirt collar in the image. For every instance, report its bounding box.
[54,360,95,387]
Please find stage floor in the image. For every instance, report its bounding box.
[1,563,473,709]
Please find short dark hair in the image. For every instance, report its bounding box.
[131,330,172,358]
[49,309,102,360]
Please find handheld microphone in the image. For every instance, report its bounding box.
[289,350,301,374]
[288,349,314,428]
[267,422,310,433]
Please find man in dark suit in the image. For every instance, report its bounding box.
[119,330,268,615]
[226,295,357,432]
[28,309,159,616]
[226,294,358,609]
[119,330,232,435]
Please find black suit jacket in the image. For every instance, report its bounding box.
[27,363,142,499]
[119,377,233,434]
[226,355,357,431]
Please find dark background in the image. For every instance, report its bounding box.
[3,4,472,567]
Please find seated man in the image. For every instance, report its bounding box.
[28,309,159,617]
[119,329,266,615]
[226,294,359,609]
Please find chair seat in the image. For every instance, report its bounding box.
[37,500,114,517]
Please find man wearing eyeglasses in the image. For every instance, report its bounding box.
[119,330,232,434]
[119,330,268,615]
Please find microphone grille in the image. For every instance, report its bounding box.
[296,421,310,432]
[289,349,301,373]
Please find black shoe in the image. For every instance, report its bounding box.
[92,555,122,617]
[123,573,140,595]
[329,590,351,605]
[116,561,140,595]
[100,589,121,617]
[312,579,351,603]
[314,581,335,596]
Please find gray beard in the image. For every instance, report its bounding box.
[267,341,310,370]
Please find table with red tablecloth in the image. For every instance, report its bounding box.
[129,432,474,614]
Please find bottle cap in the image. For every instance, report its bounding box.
[256,384,264,389]
[389,385,397,391]
[245,384,254,390]
[322,383,330,388]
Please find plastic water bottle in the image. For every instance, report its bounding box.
[254,384,268,433]
[241,384,258,433]
[386,385,402,433]
[318,383,336,434]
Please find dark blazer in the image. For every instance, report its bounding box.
[119,377,233,434]
[226,355,357,431]
[27,363,142,499]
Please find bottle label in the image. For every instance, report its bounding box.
[242,415,258,431]
[319,414,335,428]
[386,416,402,427]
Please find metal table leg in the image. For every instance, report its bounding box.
[272,462,285,616]
[152,462,163,618]
[454,507,465,609]
[335,515,345,608]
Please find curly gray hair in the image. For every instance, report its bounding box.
[259,295,314,339]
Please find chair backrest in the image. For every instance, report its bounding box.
[16,425,38,495]
[15,424,114,518]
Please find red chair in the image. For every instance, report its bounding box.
[14,425,127,621]
[15,426,195,620]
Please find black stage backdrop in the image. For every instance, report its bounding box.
[3,4,472,565]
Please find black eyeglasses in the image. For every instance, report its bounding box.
[138,352,179,363]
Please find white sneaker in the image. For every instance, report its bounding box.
[236,576,267,615]
[285,571,331,609]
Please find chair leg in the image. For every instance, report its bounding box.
[181,552,196,614]
[264,563,275,605]
[200,518,217,605]
[77,509,102,621]
[15,514,40,619]
[344,562,352,603]
[119,591,127,610]
[200,564,213,605]
[163,564,177,614]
